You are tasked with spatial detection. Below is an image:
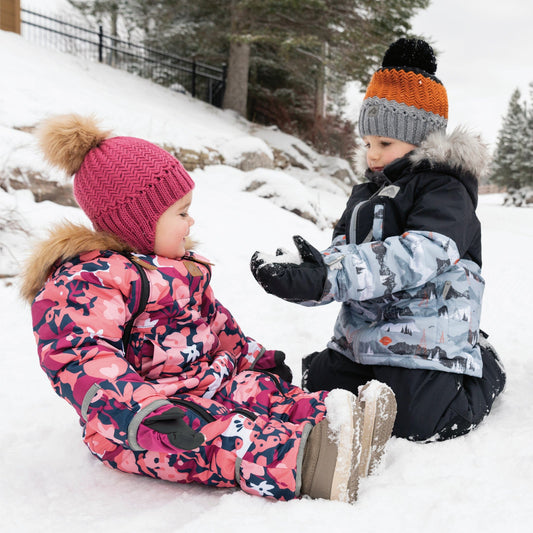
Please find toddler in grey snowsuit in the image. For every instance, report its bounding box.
[251,39,505,441]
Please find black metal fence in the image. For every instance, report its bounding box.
[20,8,226,107]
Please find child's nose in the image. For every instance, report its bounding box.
[368,148,378,161]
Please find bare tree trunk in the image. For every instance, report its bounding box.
[315,72,326,120]
[223,38,250,116]
[315,41,328,120]
[109,6,118,66]
[222,0,250,116]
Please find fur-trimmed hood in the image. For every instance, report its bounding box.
[20,221,194,303]
[20,222,132,303]
[355,126,490,180]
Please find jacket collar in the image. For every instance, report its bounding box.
[408,126,489,180]
[355,126,489,183]
[20,222,133,303]
[20,221,196,303]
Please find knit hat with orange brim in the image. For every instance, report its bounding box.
[358,38,448,145]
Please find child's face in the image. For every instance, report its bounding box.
[363,135,416,172]
[154,191,194,259]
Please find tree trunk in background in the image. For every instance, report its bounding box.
[109,5,118,66]
[315,41,328,120]
[223,39,250,116]
[222,0,250,116]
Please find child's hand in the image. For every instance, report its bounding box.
[254,350,293,383]
[250,236,327,303]
[141,407,205,451]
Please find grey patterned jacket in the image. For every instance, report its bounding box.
[304,127,489,377]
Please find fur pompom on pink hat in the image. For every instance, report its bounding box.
[37,114,194,253]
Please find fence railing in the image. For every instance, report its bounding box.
[478,184,507,195]
[20,8,226,107]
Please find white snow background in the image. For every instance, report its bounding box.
[1,29,532,533]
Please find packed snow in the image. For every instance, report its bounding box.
[1,27,532,533]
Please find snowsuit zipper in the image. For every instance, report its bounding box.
[349,182,389,244]
[262,370,286,396]
[171,398,257,422]
[171,399,216,422]
[231,408,258,421]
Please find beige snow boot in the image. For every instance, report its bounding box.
[356,380,397,477]
[300,389,362,504]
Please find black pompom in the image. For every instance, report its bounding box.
[382,38,437,74]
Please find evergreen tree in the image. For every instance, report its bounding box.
[522,82,533,187]
[67,0,430,157]
[67,1,136,38]
[490,88,528,189]
[139,0,428,155]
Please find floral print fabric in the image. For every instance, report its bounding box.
[31,248,327,499]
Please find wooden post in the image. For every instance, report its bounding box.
[0,0,21,34]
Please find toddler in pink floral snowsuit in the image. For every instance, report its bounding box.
[22,114,396,503]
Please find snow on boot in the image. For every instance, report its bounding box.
[357,380,397,477]
[300,389,362,504]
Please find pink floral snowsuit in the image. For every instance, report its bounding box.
[30,243,328,500]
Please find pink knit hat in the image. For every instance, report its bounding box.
[38,115,194,253]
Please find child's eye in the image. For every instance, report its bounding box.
[380,141,391,147]
[179,212,189,218]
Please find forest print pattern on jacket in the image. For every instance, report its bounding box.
[25,225,327,500]
[301,127,488,377]
[313,230,484,376]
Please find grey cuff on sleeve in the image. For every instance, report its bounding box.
[249,347,266,370]
[127,399,174,451]
[81,383,173,452]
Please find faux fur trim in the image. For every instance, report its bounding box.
[353,126,489,180]
[20,222,132,303]
[354,145,369,176]
[409,126,489,179]
[20,221,197,303]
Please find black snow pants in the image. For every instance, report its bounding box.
[302,334,506,442]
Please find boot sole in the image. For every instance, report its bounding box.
[358,381,397,477]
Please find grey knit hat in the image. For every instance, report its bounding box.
[358,39,448,145]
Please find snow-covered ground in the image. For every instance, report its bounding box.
[1,28,532,533]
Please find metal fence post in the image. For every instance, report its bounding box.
[98,24,103,62]
[191,59,196,97]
